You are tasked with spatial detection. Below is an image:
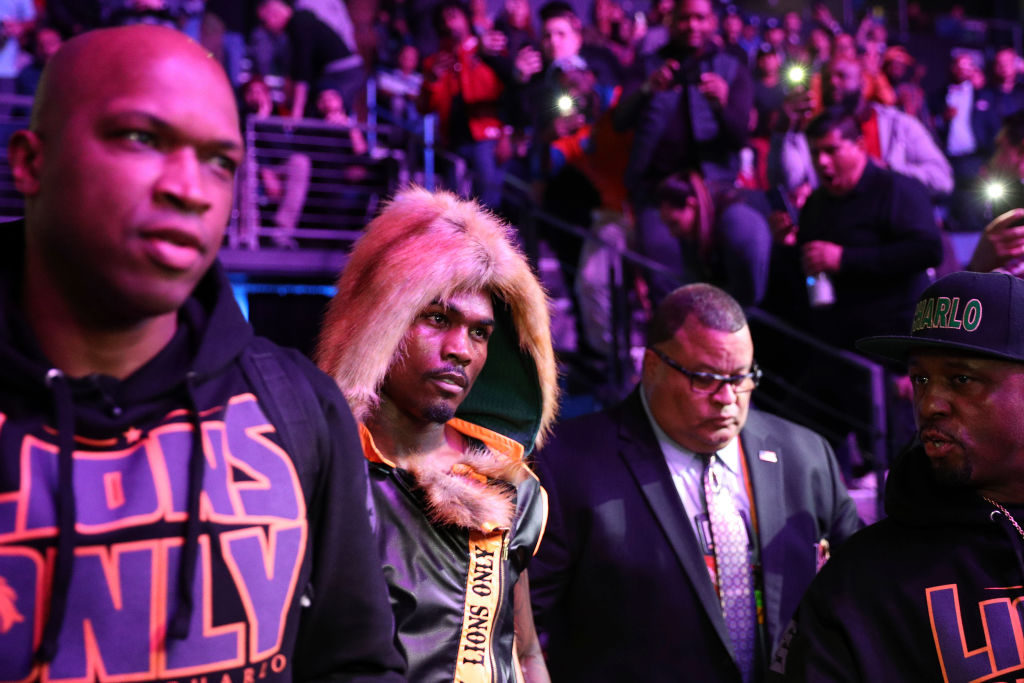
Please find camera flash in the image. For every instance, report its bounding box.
[785,64,807,85]
[984,181,1007,202]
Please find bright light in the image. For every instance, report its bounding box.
[785,64,808,86]
[556,94,574,115]
[984,181,1007,202]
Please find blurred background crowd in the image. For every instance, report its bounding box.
[4,0,1024,508]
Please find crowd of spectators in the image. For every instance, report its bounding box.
[7,0,1024,467]
[366,1,1024,347]
[366,0,1024,474]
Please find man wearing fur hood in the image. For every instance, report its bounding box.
[316,187,559,683]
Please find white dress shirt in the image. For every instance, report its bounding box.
[639,385,754,553]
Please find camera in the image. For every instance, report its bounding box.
[676,60,704,86]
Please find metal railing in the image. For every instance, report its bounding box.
[0,87,894,511]
[228,114,406,252]
[499,173,891,517]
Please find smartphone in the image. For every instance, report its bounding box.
[676,60,704,86]
[782,63,809,92]
[767,185,799,222]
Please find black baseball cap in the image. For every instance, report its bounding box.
[856,271,1024,364]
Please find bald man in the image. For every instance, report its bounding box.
[0,26,405,681]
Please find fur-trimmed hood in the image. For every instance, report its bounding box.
[316,186,559,452]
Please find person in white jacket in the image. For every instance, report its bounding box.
[769,57,953,199]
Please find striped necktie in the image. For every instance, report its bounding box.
[703,452,756,682]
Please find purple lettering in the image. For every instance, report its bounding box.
[49,544,155,679]
[223,399,301,522]
[24,440,58,531]
[0,499,15,536]
[928,585,1003,681]
[0,550,41,679]
[982,599,1024,672]
[158,427,237,519]
[221,524,305,659]
[164,538,244,673]
[74,443,160,530]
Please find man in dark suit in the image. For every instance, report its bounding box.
[529,283,861,682]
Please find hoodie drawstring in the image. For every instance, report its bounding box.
[37,369,77,663]
[169,371,205,640]
[34,367,208,657]
[988,507,1024,583]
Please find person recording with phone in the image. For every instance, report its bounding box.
[769,108,943,353]
[614,0,757,304]
[769,56,953,199]
[752,47,788,141]
[967,111,1024,275]
[764,108,944,481]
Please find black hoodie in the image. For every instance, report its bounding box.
[0,223,405,681]
[770,444,1024,682]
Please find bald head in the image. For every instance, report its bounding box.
[11,24,243,332]
[32,25,235,133]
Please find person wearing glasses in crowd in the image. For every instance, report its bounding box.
[528,283,861,682]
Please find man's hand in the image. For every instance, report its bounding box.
[781,87,816,131]
[260,167,282,199]
[769,210,798,246]
[644,58,679,93]
[969,207,1024,271]
[431,52,456,80]
[514,573,550,683]
[480,30,507,55]
[802,240,843,274]
[698,72,729,108]
[515,46,542,82]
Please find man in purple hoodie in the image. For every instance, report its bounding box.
[0,24,405,681]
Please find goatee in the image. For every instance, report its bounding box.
[424,402,456,424]
[929,458,973,489]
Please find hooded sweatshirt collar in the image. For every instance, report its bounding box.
[0,218,255,660]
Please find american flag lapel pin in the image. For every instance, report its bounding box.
[758,450,778,463]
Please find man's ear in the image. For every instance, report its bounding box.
[640,347,658,387]
[9,130,43,195]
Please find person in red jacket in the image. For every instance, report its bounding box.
[421,1,507,209]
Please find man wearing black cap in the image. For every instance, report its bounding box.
[770,271,1024,682]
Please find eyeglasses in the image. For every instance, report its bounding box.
[648,347,762,394]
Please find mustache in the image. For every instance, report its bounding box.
[918,422,958,444]
[424,365,469,386]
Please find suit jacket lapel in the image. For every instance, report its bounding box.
[615,391,734,653]
[741,414,786,644]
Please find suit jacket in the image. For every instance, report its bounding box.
[529,389,862,682]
